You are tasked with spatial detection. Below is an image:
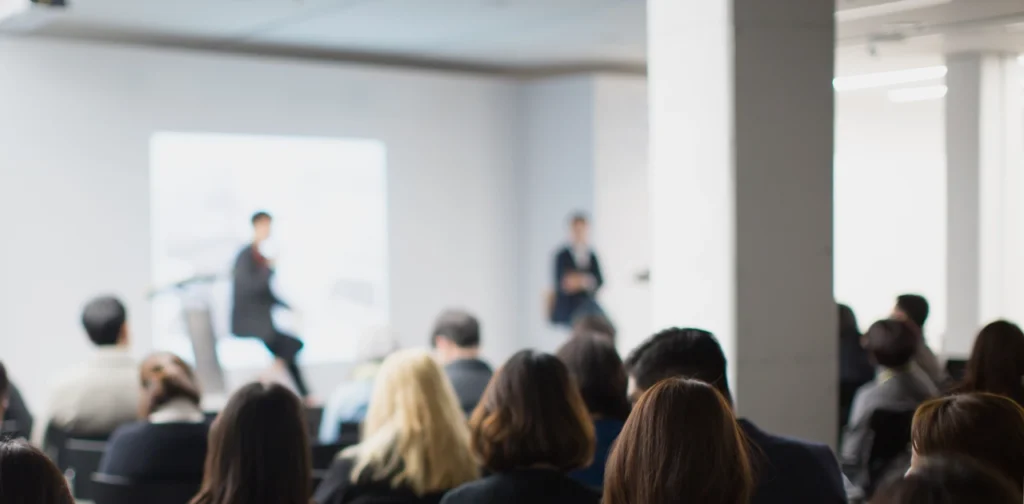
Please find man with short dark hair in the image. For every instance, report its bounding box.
[551,213,604,327]
[432,310,492,415]
[34,296,139,444]
[842,319,938,471]
[625,328,847,504]
[892,294,946,387]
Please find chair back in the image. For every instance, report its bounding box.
[866,409,916,494]
[338,422,361,446]
[311,443,345,490]
[64,438,108,500]
[92,473,200,504]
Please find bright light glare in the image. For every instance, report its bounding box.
[887,85,948,103]
[834,66,947,91]
[0,0,29,21]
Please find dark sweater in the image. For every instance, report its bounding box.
[98,421,209,481]
[441,469,599,504]
[314,457,448,504]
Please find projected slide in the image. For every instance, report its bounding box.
[150,132,389,369]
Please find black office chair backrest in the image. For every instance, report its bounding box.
[338,422,362,446]
[64,438,108,500]
[945,359,969,382]
[92,473,200,504]
[866,409,916,495]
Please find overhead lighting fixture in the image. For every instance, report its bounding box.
[888,85,947,103]
[837,0,951,22]
[834,65,947,91]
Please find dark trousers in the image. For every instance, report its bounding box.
[263,330,310,397]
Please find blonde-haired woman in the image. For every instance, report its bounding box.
[314,349,479,504]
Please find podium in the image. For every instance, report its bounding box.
[150,275,227,396]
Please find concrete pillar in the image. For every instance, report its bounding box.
[648,0,836,444]
[945,52,1024,356]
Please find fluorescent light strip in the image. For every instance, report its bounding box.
[836,0,952,22]
[834,65,947,91]
[888,85,948,103]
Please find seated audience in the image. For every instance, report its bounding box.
[571,314,616,342]
[99,352,209,482]
[956,320,1024,406]
[625,328,846,504]
[910,392,1024,491]
[839,304,874,430]
[441,351,599,504]
[35,295,138,445]
[842,319,938,468]
[892,294,946,387]
[0,439,75,504]
[873,455,1022,504]
[315,350,478,504]
[191,382,311,504]
[320,328,399,444]
[555,332,630,489]
[431,310,493,415]
[604,377,753,504]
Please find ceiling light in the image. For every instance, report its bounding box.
[888,85,947,103]
[834,65,947,91]
[837,0,951,23]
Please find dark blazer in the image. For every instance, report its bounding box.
[739,419,847,504]
[441,469,599,504]
[314,456,447,504]
[231,244,287,339]
[2,383,34,439]
[570,418,623,489]
[98,421,209,482]
[443,359,493,415]
[551,247,604,325]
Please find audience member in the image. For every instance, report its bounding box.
[892,294,946,387]
[315,350,478,504]
[0,439,75,504]
[956,320,1024,406]
[319,327,399,444]
[842,319,938,468]
[0,361,33,440]
[98,352,209,482]
[625,328,846,504]
[431,310,493,415]
[910,393,1024,491]
[839,304,874,430]
[191,382,311,504]
[571,314,616,343]
[873,455,1022,504]
[441,350,598,504]
[35,295,139,445]
[604,377,753,504]
[555,332,630,489]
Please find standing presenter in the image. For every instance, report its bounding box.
[551,212,604,327]
[232,211,310,400]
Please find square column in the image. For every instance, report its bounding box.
[648,0,836,444]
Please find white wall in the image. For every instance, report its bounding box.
[0,38,521,413]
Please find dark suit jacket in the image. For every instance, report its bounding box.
[739,419,847,504]
[444,359,493,415]
[314,456,446,504]
[441,469,599,504]
[551,247,603,325]
[98,421,209,482]
[232,244,287,338]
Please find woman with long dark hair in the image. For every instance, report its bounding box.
[0,439,75,504]
[957,320,1024,406]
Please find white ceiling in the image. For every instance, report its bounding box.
[7,0,1024,73]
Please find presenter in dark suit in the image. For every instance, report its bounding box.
[232,211,310,399]
[552,213,604,327]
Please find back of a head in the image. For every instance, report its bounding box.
[431,310,481,349]
[0,440,74,504]
[839,303,860,339]
[624,328,731,401]
[912,393,1024,490]
[864,319,920,369]
[571,314,617,342]
[356,349,478,495]
[873,455,1022,504]
[604,378,753,504]
[192,382,310,504]
[555,332,631,421]
[0,361,8,401]
[81,295,127,346]
[139,352,202,418]
[470,350,595,473]
[960,320,1024,406]
[896,294,930,329]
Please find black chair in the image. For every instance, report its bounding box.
[311,442,346,490]
[306,406,324,439]
[338,421,361,446]
[946,358,968,382]
[64,438,109,500]
[864,409,915,496]
[92,473,201,504]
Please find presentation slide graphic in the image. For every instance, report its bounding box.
[150,132,389,368]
